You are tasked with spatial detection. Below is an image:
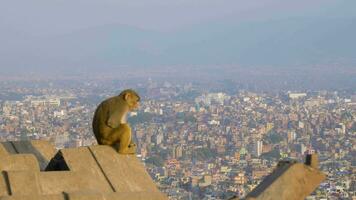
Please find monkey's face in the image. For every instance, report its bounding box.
[125,93,140,111]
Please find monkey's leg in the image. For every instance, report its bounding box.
[115,124,136,154]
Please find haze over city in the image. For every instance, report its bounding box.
[1,0,355,90]
[0,1,355,199]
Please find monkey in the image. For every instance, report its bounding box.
[92,89,140,154]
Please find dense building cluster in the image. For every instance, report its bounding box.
[0,80,355,200]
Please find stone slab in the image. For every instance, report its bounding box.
[0,140,57,171]
[5,170,113,196]
[0,192,167,200]
[46,147,113,192]
[88,145,161,193]
[67,193,104,200]
[105,192,168,200]
[245,163,326,200]
[0,143,17,154]
[5,171,40,196]
[0,194,64,200]
[0,145,8,156]
[39,171,111,195]
[11,141,56,171]
[0,154,40,171]
[0,172,10,197]
[29,140,57,161]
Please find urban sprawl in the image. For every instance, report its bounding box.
[0,80,355,200]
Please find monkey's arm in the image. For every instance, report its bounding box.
[106,108,124,129]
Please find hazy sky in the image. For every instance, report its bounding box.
[1,0,354,35]
[0,0,355,78]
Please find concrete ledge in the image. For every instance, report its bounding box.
[68,191,167,200]
[0,172,9,197]
[244,162,326,200]
[0,192,167,200]
[29,140,57,162]
[1,142,167,199]
[0,154,40,172]
[67,193,104,200]
[5,171,40,196]
[0,145,8,156]
[4,170,113,196]
[104,191,168,200]
[0,194,65,200]
[46,147,114,192]
[0,141,56,171]
[89,145,161,193]
[47,146,163,193]
[39,171,112,195]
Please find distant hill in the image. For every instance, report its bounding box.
[1,17,355,74]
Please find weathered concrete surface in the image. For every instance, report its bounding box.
[0,155,40,171]
[0,194,64,200]
[68,192,167,200]
[0,141,167,199]
[0,173,9,197]
[0,141,56,170]
[28,140,57,162]
[39,171,111,195]
[104,191,168,200]
[0,145,8,156]
[88,145,160,193]
[5,170,111,195]
[67,192,103,200]
[5,171,40,196]
[47,146,163,194]
[46,147,114,192]
[243,162,326,200]
[0,192,167,200]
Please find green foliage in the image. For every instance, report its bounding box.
[145,156,164,167]
[248,119,257,128]
[20,131,28,140]
[261,148,280,160]
[264,130,284,144]
[176,90,201,101]
[193,147,216,160]
[177,112,197,123]
[351,122,356,132]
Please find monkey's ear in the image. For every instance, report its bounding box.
[124,93,131,101]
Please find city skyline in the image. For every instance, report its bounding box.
[0,80,354,199]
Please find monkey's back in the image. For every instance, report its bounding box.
[92,96,122,143]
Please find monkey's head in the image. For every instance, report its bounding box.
[119,89,141,111]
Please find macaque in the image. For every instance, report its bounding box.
[92,89,140,154]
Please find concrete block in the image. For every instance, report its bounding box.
[38,171,111,195]
[5,171,40,196]
[46,147,113,193]
[11,141,56,171]
[29,140,57,162]
[0,143,17,154]
[0,154,40,171]
[245,162,326,200]
[105,192,168,200]
[0,145,8,156]
[5,170,112,196]
[67,192,104,200]
[0,140,57,171]
[0,194,65,200]
[88,145,160,193]
[0,172,10,196]
[67,192,167,200]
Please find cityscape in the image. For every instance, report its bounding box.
[0,79,354,199]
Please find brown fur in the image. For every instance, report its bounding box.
[92,89,140,154]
